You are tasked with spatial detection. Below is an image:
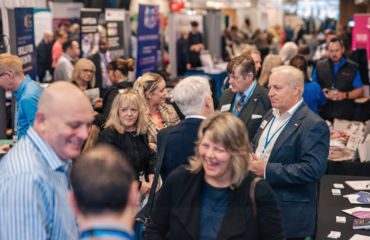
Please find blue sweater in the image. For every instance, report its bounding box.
[302,81,326,115]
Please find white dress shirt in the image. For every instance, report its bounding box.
[54,53,73,82]
[185,115,207,120]
[255,98,303,179]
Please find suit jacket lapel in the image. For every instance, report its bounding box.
[238,85,261,126]
[222,90,236,113]
[253,112,274,150]
[268,103,307,163]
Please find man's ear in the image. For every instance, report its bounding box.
[246,72,254,81]
[34,111,46,129]
[293,84,300,96]
[204,94,211,108]
[68,190,80,217]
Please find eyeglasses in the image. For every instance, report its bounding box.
[119,89,139,94]
[82,69,95,74]
[0,71,10,77]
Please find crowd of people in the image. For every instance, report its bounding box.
[0,20,366,240]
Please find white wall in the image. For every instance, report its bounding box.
[236,8,283,33]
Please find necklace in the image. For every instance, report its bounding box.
[127,129,137,137]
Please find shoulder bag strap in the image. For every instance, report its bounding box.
[250,177,262,218]
[144,126,175,220]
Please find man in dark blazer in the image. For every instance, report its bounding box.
[36,30,53,82]
[218,55,271,141]
[157,76,214,182]
[250,65,330,239]
[88,37,112,96]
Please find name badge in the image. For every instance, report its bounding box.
[260,120,268,129]
[221,104,231,112]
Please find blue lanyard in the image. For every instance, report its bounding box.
[262,101,303,154]
[80,229,133,239]
[233,80,257,117]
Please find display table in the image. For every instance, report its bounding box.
[184,71,228,99]
[326,160,370,177]
[316,175,370,239]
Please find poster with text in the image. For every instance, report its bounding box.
[14,8,37,80]
[52,2,83,29]
[352,14,370,61]
[105,9,125,61]
[34,9,52,46]
[80,9,101,58]
[136,4,159,77]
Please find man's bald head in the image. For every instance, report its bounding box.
[43,30,54,44]
[35,82,94,161]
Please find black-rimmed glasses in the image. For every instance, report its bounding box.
[118,89,139,94]
[82,69,95,74]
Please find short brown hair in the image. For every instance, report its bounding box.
[227,55,256,80]
[289,54,310,83]
[0,54,23,75]
[107,58,135,76]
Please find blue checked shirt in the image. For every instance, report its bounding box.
[0,127,79,240]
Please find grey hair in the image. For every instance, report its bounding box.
[271,65,304,97]
[173,76,211,115]
[279,42,298,63]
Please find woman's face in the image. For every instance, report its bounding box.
[59,34,68,44]
[118,102,139,129]
[107,70,115,83]
[147,80,166,106]
[78,64,94,83]
[199,130,232,186]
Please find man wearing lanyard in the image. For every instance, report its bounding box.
[0,54,43,141]
[218,55,271,141]
[250,66,330,240]
[312,38,363,122]
[69,145,138,240]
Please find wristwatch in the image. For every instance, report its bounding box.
[346,92,349,99]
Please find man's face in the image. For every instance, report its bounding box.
[251,53,261,74]
[326,34,337,44]
[43,99,93,161]
[228,65,252,93]
[191,26,198,33]
[99,39,110,54]
[0,71,15,91]
[70,41,81,58]
[268,72,297,113]
[328,41,344,64]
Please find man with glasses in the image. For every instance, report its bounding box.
[54,39,81,81]
[0,54,43,140]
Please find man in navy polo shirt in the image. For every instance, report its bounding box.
[312,38,363,121]
[0,54,43,140]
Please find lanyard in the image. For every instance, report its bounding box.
[233,80,257,117]
[262,101,303,155]
[149,108,163,130]
[80,229,133,239]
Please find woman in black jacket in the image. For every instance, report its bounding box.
[144,111,285,240]
[97,89,156,196]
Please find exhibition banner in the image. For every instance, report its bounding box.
[52,2,83,29]
[34,9,52,46]
[14,8,37,80]
[136,4,159,77]
[80,9,101,58]
[105,9,125,60]
[352,14,370,61]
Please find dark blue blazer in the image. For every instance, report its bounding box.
[157,118,203,182]
[251,102,330,238]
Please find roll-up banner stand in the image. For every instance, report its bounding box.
[105,9,125,61]
[80,8,101,58]
[34,9,52,47]
[52,2,83,29]
[123,11,132,60]
[136,4,159,78]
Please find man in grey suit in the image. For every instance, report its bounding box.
[218,55,271,141]
[250,65,330,240]
[54,39,80,82]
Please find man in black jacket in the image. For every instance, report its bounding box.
[218,55,271,141]
[36,30,53,82]
[157,76,214,182]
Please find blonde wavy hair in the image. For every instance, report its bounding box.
[258,54,282,87]
[187,111,250,189]
[0,54,23,76]
[71,58,96,88]
[104,91,147,134]
[133,73,165,112]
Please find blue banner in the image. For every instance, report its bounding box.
[136,5,159,78]
[14,8,37,80]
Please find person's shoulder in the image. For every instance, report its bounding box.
[345,58,359,68]
[116,81,133,89]
[302,104,328,128]
[161,103,177,114]
[165,166,193,186]
[219,88,234,103]
[100,126,118,135]
[316,57,329,66]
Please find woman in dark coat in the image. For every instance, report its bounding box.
[97,89,156,195]
[144,111,285,240]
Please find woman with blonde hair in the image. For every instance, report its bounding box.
[258,54,282,87]
[144,111,285,240]
[96,89,156,196]
[71,58,96,90]
[134,72,180,151]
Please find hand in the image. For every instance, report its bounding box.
[250,153,267,177]
[139,181,152,195]
[88,96,93,102]
[186,63,191,70]
[323,88,335,100]
[331,91,346,101]
[94,98,103,109]
[148,174,154,183]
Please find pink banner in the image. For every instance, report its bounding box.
[352,14,370,61]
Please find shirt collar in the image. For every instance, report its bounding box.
[13,75,32,100]
[272,98,303,119]
[185,115,207,120]
[26,127,68,171]
[82,222,134,237]
[62,53,72,61]
[99,51,110,58]
[332,56,346,67]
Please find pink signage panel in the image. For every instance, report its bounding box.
[352,14,370,61]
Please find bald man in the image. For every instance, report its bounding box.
[37,30,54,82]
[0,82,93,240]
